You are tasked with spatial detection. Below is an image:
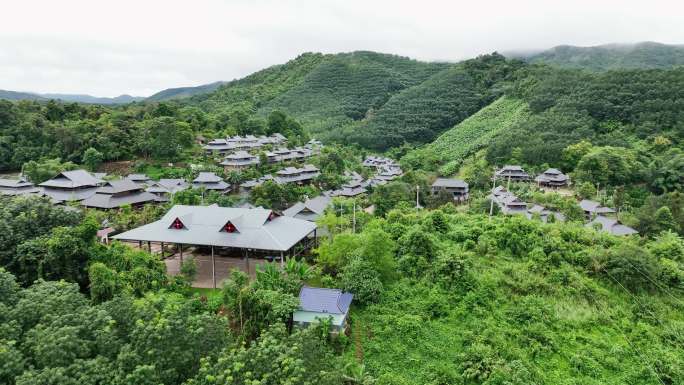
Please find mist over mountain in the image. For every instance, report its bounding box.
[514,41,684,70]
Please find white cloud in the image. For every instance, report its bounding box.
[0,0,682,96]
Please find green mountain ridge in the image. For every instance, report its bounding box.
[184,51,523,150]
[519,41,684,70]
[0,89,143,104]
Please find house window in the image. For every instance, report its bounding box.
[171,218,185,229]
[224,222,237,233]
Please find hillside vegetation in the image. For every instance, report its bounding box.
[348,210,684,385]
[146,81,226,102]
[401,96,530,175]
[260,51,448,135]
[521,41,684,70]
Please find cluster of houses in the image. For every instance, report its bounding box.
[494,165,571,188]
[362,156,403,186]
[203,133,322,172]
[202,133,287,155]
[239,164,321,192]
[488,185,637,236]
[0,169,237,209]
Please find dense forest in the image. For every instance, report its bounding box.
[519,41,684,70]
[1,46,684,384]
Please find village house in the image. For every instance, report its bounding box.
[113,204,317,288]
[526,204,566,223]
[203,138,235,155]
[220,150,260,171]
[274,165,320,185]
[192,172,231,194]
[0,177,41,196]
[39,169,104,203]
[293,286,353,332]
[587,215,638,236]
[81,179,158,209]
[329,173,368,197]
[239,175,274,193]
[494,165,530,182]
[489,186,528,215]
[431,178,469,201]
[202,133,287,155]
[535,168,570,188]
[146,179,189,202]
[283,195,332,222]
[125,174,152,187]
[579,199,616,219]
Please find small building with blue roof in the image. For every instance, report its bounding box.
[294,286,353,331]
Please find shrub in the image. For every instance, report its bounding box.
[340,258,383,305]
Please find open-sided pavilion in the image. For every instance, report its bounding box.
[112,204,317,288]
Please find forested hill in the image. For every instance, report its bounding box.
[185,51,523,149]
[518,41,684,70]
[0,90,143,104]
[146,81,226,102]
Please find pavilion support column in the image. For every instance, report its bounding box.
[138,240,142,249]
[280,251,284,269]
[211,246,216,289]
[245,249,249,276]
[314,229,317,248]
[161,242,165,258]
[147,241,151,253]
[179,244,183,264]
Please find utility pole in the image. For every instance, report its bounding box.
[352,200,356,234]
[489,174,496,219]
[416,185,422,209]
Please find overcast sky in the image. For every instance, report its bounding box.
[1,0,683,97]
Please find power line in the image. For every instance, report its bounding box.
[574,273,667,385]
[621,258,684,308]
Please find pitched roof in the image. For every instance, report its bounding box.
[223,150,256,160]
[97,179,142,194]
[40,186,100,202]
[81,189,158,209]
[283,195,332,220]
[112,205,317,251]
[193,172,223,183]
[0,178,33,188]
[432,178,468,188]
[587,215,638,236]
[298,286,353,314]
[39,170,103,188]
[579,199,615,214]
[0,178,41,196]
[146,179,189,194]
[126,174,150,182]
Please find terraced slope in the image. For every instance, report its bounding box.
[401,96,530,175]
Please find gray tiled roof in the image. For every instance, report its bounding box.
[0,178,33,188]
[283,195,331,220]
[39,170,103,188]
[146,179,189,194]
[587,215,638,236]
[299,286,353,314]
[97,179,142,194]
[193,172,223,183]
[126,174,150,182]
[81,190,158,209]
[40,186,100,202]
[112,204,316,251]
[579,200,615,214]
[432,178,468,188]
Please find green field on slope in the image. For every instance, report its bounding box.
[401,96,530,175]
